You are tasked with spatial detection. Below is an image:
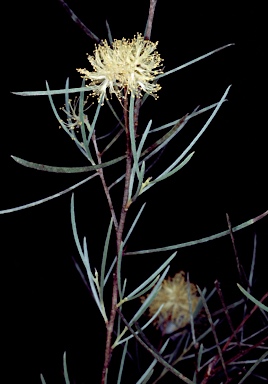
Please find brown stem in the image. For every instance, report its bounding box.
[214,280,241,348]
[57,0,101,43]
[226,213,248,286]
[213,335,268,375]
[201,292,268,383]
[144,0,158,40]
[134,0,158,134]
[101,91,132,384]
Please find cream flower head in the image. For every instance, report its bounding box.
[143,272,200,335]
[77,33,163,102]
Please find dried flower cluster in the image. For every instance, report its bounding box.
[145,271,200,334]
[77,33,163,101]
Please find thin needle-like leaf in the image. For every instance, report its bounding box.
[197,286,229,381]
[150,101,227,133]
[104,257,117,286]
[118,310,194,384]
[0,173,98,215]
[89,94,104,142]
[129,266,170,326]
[11,154,126,173]
[117,340,128,384]
[63,352,71,384]
[125,210,268,255]
[140,152,194,194]
[127,251,177,299]
[116,305,164,347]
[126,276,159,302]
[83,237,107,321]
[156,44,234,80]
[79,80,93,161]
[13,86,92,97]
[123,203,146,245]
[129,94,140,180]
[237,351,268,384]
[136,120,152,160]
[100,218,113,303]
[136,339,170,384]
[156,85,230,180]
[70,194,84,260]
[237,284,268,312]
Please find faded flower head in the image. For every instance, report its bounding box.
[143,272,200,335]
[77,33,163,102]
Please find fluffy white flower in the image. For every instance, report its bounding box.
[77,33,163,101]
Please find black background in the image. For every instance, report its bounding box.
[3,1,268,383]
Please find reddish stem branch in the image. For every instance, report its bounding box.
[101,91,132,384]
[226,213,248,286]
[57,0,101,43]
[144,0,158,40]
[201,292,268,383]
[134,0,158,133]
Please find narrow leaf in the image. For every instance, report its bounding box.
[125,210,268,256]
[11,154,126,173]
[100,218,113,303]
[117,340,128,384]
[0,173,98,215]
[63,352,71,384]
[237,284,268,312]
[156,44,234,80]
[12,86,93,97]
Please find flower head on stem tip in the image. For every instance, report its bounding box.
[142,271,200,335]
[77,33,163,102]
[59,96,92,131]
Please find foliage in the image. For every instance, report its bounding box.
[4,1,267,383]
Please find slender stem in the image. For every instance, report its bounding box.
[214,280,240,348]
[101,91,133,384]
[226,213,248,286]
[92,132,119,231]
[201,292,268,383]
[134,0,158,133]
[144,0,158,40]
[57,0,101,43]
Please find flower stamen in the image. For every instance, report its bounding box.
[77,33,163,102]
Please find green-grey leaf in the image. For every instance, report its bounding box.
[63,352,71,384]
[11,154,126,173]
[12,86,92,97]
[0,173,98,215]
[237,284,268,312]
[156,44,234,80]
[125,210,268,255]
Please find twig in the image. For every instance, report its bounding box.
[198,287,229,384]
[101,89,133,384]
[134,0,158,134]
[117,310,194,384]
[144,0,158,40]
[226,213,249,286]
[57,0,101,43]
[214,335,268,373]
[214,280,241,348]
[202,292,268,382]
